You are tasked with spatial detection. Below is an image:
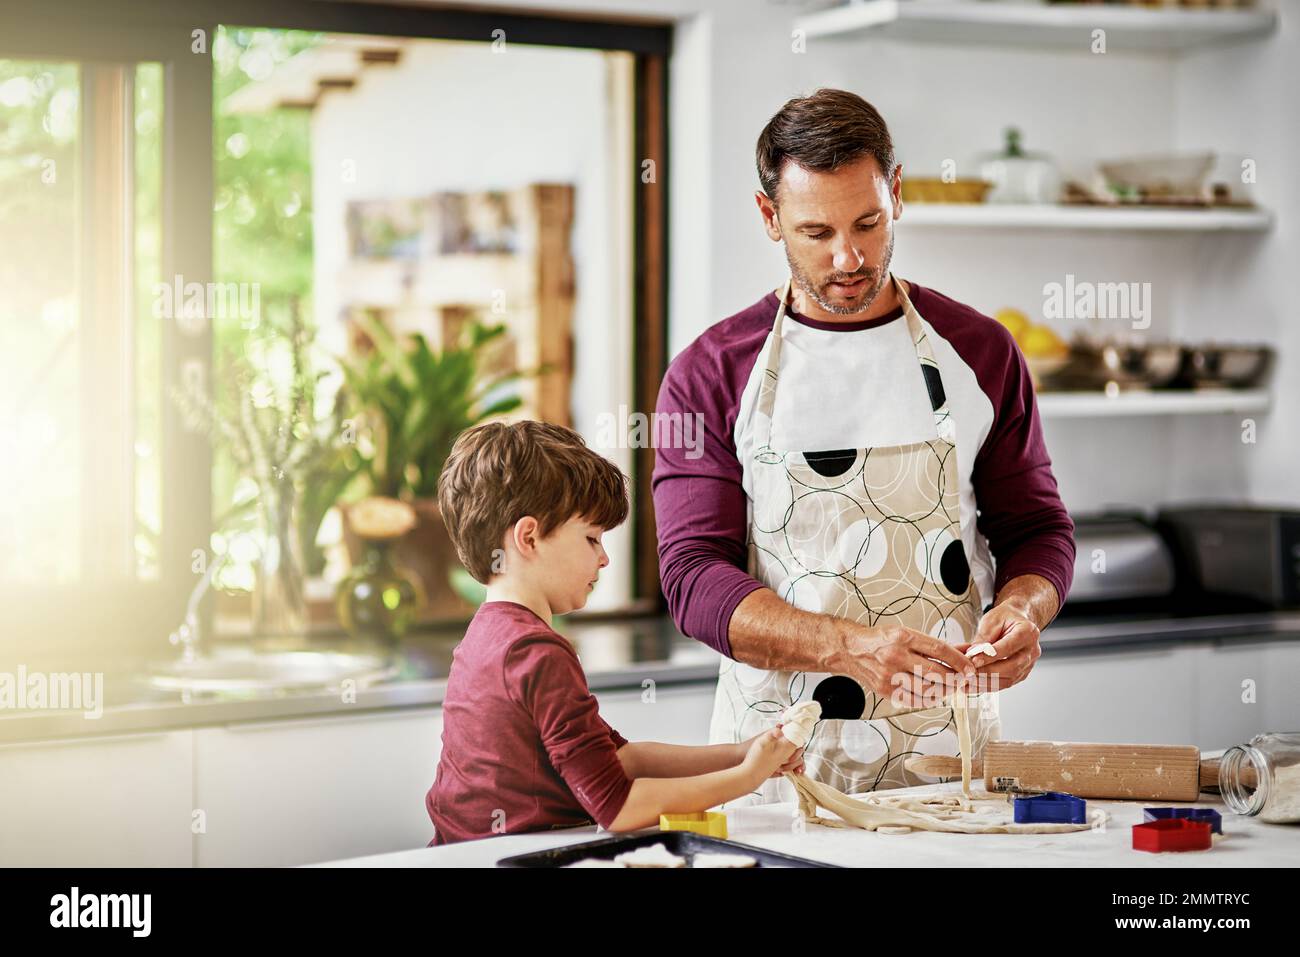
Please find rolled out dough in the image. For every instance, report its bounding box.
[966,642,998,659]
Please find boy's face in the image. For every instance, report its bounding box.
[534,515,610,615]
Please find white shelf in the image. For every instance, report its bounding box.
[1038,388,1270,418]
[898,203,1272,232]
[796,1,1279,53]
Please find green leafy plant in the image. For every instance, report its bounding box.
[173,308,362,577]
[340,313,526,500]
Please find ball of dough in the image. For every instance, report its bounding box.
[780,700,823,747]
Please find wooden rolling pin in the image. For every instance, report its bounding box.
[904,741,1256,802]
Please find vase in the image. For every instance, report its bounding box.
[341,499,475,622]
[336,542,425,643]
[252,474,309,637]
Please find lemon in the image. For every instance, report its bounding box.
[1021,324,1069,359]
[994,308,1031,342]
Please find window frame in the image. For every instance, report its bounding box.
[0,0,671,653]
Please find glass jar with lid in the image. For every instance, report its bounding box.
[1219,732,1300,823]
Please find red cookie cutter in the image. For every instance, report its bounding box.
[1131,818,1213,853]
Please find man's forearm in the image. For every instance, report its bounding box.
[727,587,851,673]
[993,573,1061,630]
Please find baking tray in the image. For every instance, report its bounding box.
[496,831,838,868]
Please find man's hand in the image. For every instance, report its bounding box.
[958,574,1060,693]
[958,604,1040,693]
[845,622,978,711]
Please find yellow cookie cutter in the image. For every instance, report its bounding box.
[659,810,727,839]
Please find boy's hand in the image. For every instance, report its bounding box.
[735,726,806,777]
[740,726,798,783]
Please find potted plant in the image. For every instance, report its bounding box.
[338,312,524,618]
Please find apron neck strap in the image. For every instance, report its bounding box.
[757,273,955,449]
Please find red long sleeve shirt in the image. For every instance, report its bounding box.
[426,601,633,845]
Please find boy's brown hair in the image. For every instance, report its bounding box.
[437,420,629,583]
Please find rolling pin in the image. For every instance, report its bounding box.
[903,741,1256,802]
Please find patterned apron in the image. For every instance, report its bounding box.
[708,273,1002,807]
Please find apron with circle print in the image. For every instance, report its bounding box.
[708,273,1002,807]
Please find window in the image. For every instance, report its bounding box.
[1,3,669,654]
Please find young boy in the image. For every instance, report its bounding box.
[426,420,802,845]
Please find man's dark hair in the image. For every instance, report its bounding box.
[756,88,896,206]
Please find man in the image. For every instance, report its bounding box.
[652,88,1075,806]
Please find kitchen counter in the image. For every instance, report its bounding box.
[3,609,1298,744]
[313,778,1300,868]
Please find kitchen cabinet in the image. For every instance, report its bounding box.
[998,642,1198,746]
[999,637,1300,752]
[0,730,194,867]
[595,681,717,746]
[191,707,442,867]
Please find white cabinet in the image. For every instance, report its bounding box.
[997,643,1198,746]
[997,637,1300,752]
[1190,639,1300,751]
[0,730,194,867]
[595,681,717,745]
[192,707,442,867]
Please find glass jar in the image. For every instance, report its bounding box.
[1219,732,1300,823]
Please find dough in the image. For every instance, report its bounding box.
[692,852,758,868]
[785,772,1105,834]
[564,858,624,867]
[951,687,973,799]
[615,843,686,868]
[780,700,822,747]
[966,642,998,659]
[781,675,1105,834]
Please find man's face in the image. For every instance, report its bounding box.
[758,155,902,316]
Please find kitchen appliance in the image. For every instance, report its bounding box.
[1069,513,1176,604]
[1155,506,1300,609]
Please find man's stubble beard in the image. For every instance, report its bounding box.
[784,230,895,316]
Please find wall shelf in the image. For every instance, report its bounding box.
[1038,388,1270,418]
[898,203,1272,232]
[795,1,1279,53]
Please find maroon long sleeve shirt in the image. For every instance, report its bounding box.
[652,281,1076,660]
[426,601,633,845]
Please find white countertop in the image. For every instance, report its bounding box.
[315,780,1300,868]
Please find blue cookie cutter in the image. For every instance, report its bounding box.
[1013,791,1087,825]
[1143,807,1222,835]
